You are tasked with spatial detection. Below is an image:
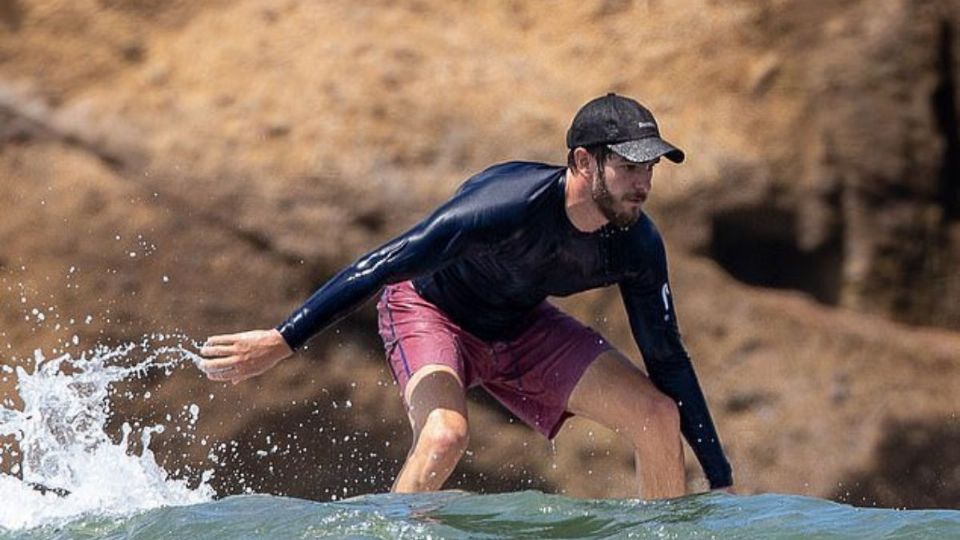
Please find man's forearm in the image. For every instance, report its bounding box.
[277,265,381,350]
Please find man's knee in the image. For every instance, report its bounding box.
[418,409,469,458]
[626,392,680,441]
[649,393,680,432]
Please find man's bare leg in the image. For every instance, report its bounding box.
[566,351,685,499]
[392,365,469,493]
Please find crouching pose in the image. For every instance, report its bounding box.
[200,94,733,498]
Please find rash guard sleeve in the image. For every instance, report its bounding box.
[276,207,478,350]
[276,162,563,350]
[619,236,733,489]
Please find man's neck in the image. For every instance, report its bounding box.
[564,169,607,233]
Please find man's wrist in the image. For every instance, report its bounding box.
[275,322,300,351]
[707,463,734,490]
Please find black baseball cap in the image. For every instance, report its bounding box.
[566,93,685,163]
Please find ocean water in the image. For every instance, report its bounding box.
[4,490,960,540]
[2,341,959,539]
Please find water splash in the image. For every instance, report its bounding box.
[0,336,215,530]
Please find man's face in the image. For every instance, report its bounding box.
[591,152,658,228]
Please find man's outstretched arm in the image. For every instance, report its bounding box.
[200,189,498,383]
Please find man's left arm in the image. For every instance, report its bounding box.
[619,236,733,490]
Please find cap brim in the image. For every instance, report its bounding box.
[608,138,685,164]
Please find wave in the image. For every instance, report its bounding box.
[3,490,960,539]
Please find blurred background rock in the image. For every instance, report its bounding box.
[1,0,958,508]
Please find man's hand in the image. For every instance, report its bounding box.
[199,329,293,384]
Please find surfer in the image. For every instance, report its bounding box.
[199,94,733,499]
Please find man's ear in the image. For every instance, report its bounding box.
[573,147,594,176]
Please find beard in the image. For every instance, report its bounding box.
[591,170,641,228]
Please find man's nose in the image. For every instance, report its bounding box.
[634,173,652,192]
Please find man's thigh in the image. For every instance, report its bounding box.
[485,303,613,439]
[404,365,468,439]
[566,350,672,431]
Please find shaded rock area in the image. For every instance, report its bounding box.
[658,0,960,330]
[1,0,959,508]
[836,416,960,509]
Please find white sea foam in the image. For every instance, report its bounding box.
[0,338,215,530]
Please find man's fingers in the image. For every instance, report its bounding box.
[207,370,232,381]
[200,356,241,372]
[206,364,246,382]
[207,364,269,384]
[200,345,234,358]
[198,329,285,384]
[204,334,243,346]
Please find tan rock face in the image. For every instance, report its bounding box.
[1,0,959,507]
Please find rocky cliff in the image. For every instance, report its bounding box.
[1,0,958,508]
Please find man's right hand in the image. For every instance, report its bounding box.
[199,329,293,384]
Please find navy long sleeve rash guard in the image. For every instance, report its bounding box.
[278,161,733,488]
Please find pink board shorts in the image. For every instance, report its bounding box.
[376,280,613,439]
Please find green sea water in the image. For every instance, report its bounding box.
[4,490,959,540]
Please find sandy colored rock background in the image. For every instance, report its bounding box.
[1,0,959,508]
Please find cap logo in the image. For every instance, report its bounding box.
[638,121,656,130]
[661,283,671,321]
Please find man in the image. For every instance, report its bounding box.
[200,94,733,499]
